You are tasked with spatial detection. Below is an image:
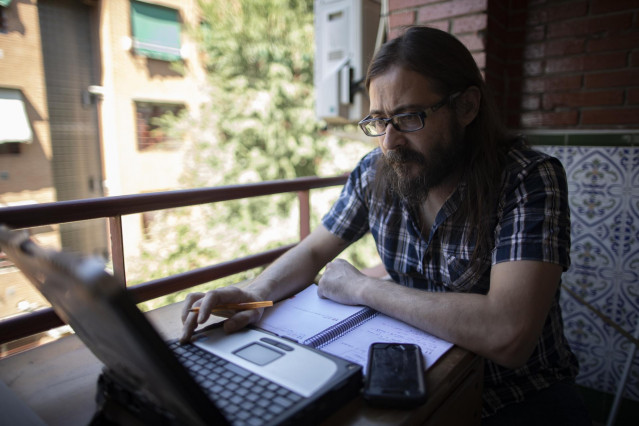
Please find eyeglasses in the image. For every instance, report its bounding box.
[358,92,460,137]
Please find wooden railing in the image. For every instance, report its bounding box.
[0,175,348,344]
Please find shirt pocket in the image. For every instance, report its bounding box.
[442,251,491,294]
[443,255,477,292]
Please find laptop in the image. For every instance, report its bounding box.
[0,226,362,425]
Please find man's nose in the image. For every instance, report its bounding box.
[381,123,405,151]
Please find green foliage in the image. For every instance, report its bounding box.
[194,0,325,183]
[131,0,377,311]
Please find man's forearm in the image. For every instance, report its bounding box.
[320,259,562,369]
[360,279,496,353]
[246,245,322,302]
[247,225,350,303]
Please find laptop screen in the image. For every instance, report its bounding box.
[0,227,226,425]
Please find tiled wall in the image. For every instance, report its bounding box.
[531,132,639,401]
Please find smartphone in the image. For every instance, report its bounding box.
[362,343,427,408]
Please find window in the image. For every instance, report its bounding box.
[135,101,184,151]
[0,0,11,33]
[0,143,20,155]
[130,1,181,61]
[0,7,7,34]
[0,88,33,154]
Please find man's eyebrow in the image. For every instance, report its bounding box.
[368,104,426,116]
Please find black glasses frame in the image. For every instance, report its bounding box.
[358,92,460,137]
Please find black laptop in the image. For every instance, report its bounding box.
[0,226,362,425]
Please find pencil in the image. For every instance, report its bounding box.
[189,301,273,313]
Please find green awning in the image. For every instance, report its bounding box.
[0,0,12,8]
[0,88,33,144]
[131,1,181,61]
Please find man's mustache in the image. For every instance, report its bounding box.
[384,147,425,165]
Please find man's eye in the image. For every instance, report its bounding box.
[373,120,387,131]
[395,114,421,126]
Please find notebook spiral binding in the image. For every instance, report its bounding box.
[303,308,379,349]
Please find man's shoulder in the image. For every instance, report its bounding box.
[503,138,564,177]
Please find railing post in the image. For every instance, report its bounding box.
[298,190,310,240]
[108,216,126,285]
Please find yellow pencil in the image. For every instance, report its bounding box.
[188,301,273,313]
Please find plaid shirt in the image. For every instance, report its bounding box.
[322,143,579,417]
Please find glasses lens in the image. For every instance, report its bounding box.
[393,114,423,132]
[362,119,386,136]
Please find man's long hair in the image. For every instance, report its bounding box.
[367,26,514,265]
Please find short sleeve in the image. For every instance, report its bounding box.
[322,150,380,243]
[492,154,571,270]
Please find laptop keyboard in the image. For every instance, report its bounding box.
[169,342,304,426]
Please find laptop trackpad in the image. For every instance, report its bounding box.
[234,341,284,365]
[193,328,338,397]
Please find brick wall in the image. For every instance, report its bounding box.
[388,0,489,70]
[509,0,639,129]
[387,0,639,130]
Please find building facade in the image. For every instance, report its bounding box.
[0,0,205,318]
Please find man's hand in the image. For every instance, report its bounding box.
[317,259,368,306]
[180,226,350,344]
[180,286,265,343]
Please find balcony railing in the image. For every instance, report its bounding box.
[0,175,348,345]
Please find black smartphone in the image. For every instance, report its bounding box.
[362,343,427,408]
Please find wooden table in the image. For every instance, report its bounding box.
[0,301,483,425]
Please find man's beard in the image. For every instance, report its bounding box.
[376,126,465,205]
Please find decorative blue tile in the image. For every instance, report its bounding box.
[536,143,639,401]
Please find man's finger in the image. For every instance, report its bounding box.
[181,292,204,323]
[180,311,199,344]
[196,287,257,324]
[223,309,261,334]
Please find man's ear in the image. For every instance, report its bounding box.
[455,86,481,127]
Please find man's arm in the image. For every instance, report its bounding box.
[180,226,349,342]
[317,259,561,369]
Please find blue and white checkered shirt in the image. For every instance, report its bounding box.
[322,143,579,416]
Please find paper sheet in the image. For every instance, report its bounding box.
[321,314,454,373]
[256,284,454,373]
[256,285,366,343]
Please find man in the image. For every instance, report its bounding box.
[181,26,590,424]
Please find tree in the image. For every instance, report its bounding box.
[131,0,376,310]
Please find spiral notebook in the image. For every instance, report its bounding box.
[256,285,454,373]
